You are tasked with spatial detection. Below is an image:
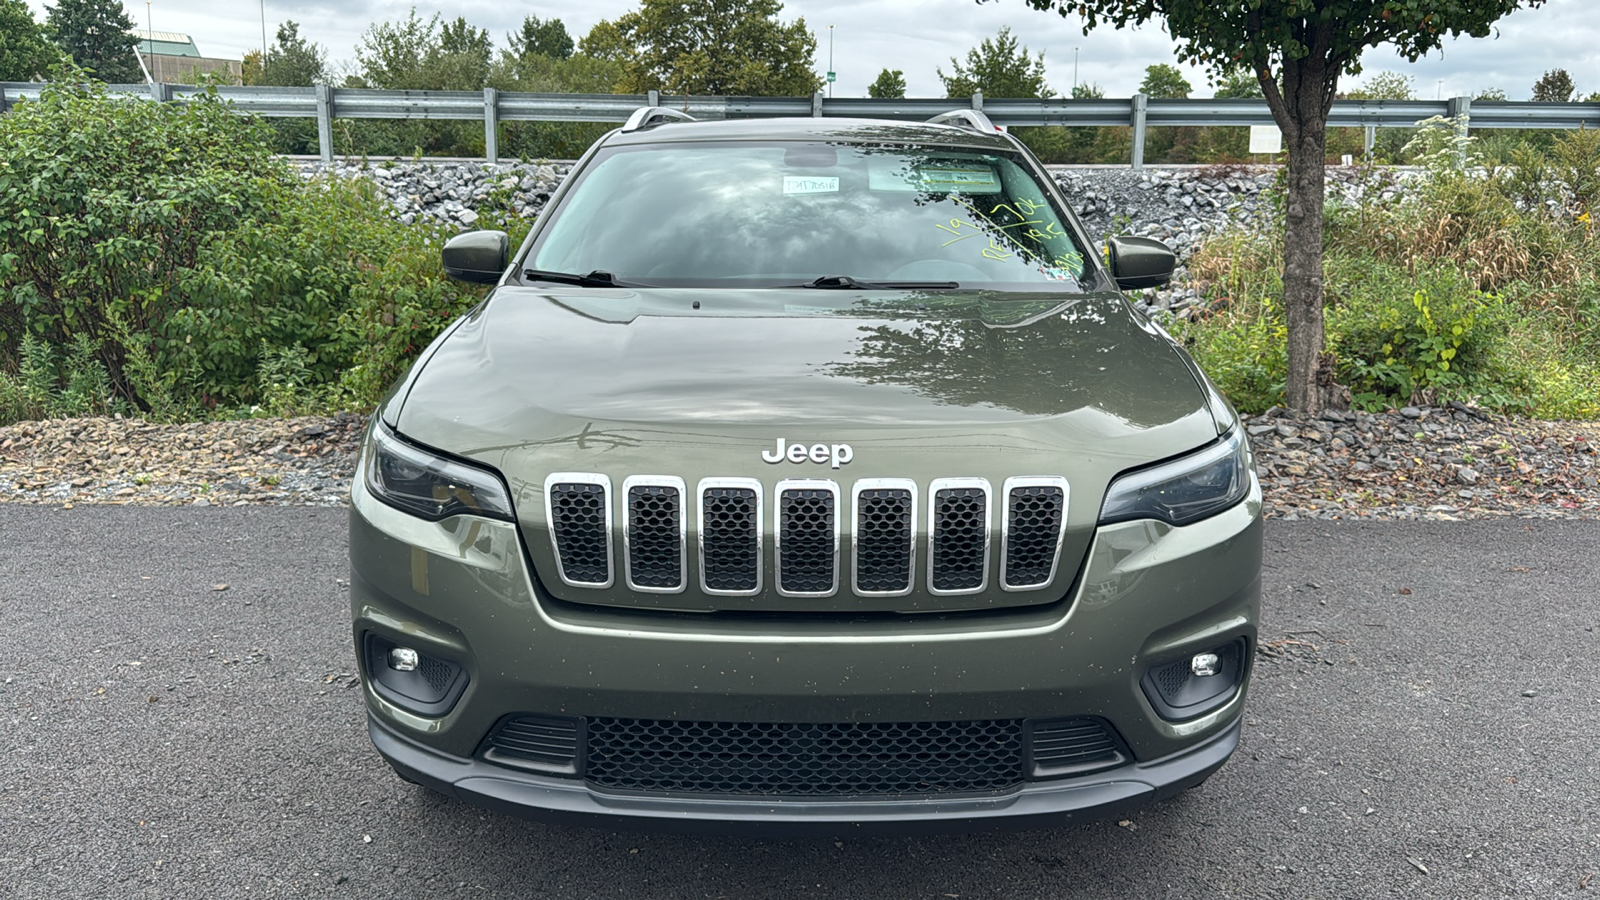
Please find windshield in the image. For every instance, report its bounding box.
[527,141,1095,291]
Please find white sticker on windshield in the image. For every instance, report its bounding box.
[783,175,840,195]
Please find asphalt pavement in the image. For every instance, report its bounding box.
[1,506,1597,899]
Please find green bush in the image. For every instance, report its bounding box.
[0,72,519,425]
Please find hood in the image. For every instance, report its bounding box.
[393,287,1218,614]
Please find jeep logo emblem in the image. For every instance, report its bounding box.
[761,438,854,469]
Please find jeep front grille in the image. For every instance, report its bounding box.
[1001,477,1069,591]
[852,480,916,596]
[775,480,839,597]
[699,479,762,595]
[545,474,613,588]
[624,477,686,592]
[928,478,991,594]
[543,475,1072,599]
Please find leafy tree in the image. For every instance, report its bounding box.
[587,0,821,96]
[1139,63,1192,98]
[939,29,1077,163]
[1010,0,1550,413]
[1200,70,1264,161]
[1059,81,1115,163]
[1532,68,1575,103]
[45,0,141,83]
[1213,68,1265,99]
[1474,86,1507,101]
[356,10,490,91]
[1349,70,1415,101]
[252,22,327,87]
[938,27,1052,99]
[509,15,574,61]
[0,0,61,81]
[491,26,625,159]
[868,68,906,99]
[351,11,494,157]
[242,23,328,157]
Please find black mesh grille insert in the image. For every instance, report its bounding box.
[1026,718,1127,777]
[855,488,913,593]
[931,487,988,591]
[627,485,682,589]
[550,482,609,585]
[485,715,582,774]
[701,487,759,592]
[778,487,836,594]
[584,718,1024,797]
[1004,485,1064,588]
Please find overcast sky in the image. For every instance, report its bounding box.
[23,0,1599,100]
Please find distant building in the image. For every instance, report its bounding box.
[134,29,242,84]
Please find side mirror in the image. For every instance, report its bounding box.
[1106,237,1176,290]
[441,230,509,284]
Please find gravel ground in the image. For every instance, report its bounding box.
[0,406,1596,519]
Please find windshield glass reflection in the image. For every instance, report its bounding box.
[530,141,1094,291]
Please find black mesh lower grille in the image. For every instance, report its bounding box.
[584,718,1024,796]
[701,487,759,592]
[1026,718,1127,777]
[1005,486,1064,588]
[627,485,682,589]
[931,487,988,591]
[778,487,836,594]
[550,482,609,585]
[855,488,913,593]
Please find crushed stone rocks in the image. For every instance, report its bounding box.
[1246,403,1600,520]
[1,406,1596,520]
[0,414,364,508]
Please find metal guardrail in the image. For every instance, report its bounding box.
[3,82,1597,169]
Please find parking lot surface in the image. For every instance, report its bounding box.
[2,507,1596,898]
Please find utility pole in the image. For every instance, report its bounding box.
[144,1,153,84]
[1073,47,1079,95]
[261,1,268,62]
[827,25,835,98]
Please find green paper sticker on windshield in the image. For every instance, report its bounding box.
[784,175,840,194]
[869,160,1002,193]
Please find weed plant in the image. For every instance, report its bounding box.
[1178,120,1600,419]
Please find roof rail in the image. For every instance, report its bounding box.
[622,106,696,133]
[927,109,999,134]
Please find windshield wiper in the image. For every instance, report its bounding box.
[523,268,621,287]
[801,275,959,290]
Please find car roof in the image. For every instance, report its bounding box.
[601,115,1019,152]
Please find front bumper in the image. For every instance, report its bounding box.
[350,472,1262,832]
[371,712,1240,835]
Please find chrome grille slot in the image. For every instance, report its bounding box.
[852,480,916,596]
[928,478,990,595]
[699,478,762,595]
[776,480,839,597]
[545,474,612,587]
[624,477,686,593]
[1002,477,1068,591]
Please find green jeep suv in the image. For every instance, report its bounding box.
[348,107,1262,833]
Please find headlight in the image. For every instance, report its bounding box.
[363,421,514,521]
[1098,428,1251,527]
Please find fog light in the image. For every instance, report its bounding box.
[1141,638,1247,721]
[389,647,419,672]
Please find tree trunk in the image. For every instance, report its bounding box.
[1279,63,1331,414]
